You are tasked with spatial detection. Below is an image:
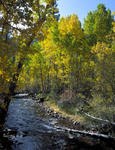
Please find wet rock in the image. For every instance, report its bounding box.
[39,97,45,103]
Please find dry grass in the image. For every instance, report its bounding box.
[45,99,85,123]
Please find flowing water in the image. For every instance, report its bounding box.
[5,94,77,150]
[4,94,115,150]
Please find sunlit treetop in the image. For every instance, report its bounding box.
[59,14,83,40]
[83,4,113,42]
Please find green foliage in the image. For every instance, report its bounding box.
[86,94,115,122]
[83,4,113,43]
[0,1,115,131]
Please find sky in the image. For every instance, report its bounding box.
[58,0,115,25]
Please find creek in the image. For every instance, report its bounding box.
[3,94,115,150]
[5,94,76,150]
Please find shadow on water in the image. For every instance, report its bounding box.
[2,94,115,150]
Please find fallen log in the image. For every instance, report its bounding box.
[55,125,115,140]
[83,112,115,125]
[55,125,115,149]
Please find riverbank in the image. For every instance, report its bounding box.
[30,94,84,130]
[4,93,104,150]
[0,93,115,150]
[30,94,115,150]
[42,100,85,130]
[31,93,115,136]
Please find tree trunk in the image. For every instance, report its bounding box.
[4,38,34,108]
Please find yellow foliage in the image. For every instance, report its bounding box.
[59,14,83,39]
[0,70,3,75]
[112,22,115,32]
[91,42,111,58]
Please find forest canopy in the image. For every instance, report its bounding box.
[0,1,115,126]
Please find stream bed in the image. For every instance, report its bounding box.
[3,94,115,150]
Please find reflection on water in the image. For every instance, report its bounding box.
[5,95,71,150]
[5,94,115,150]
